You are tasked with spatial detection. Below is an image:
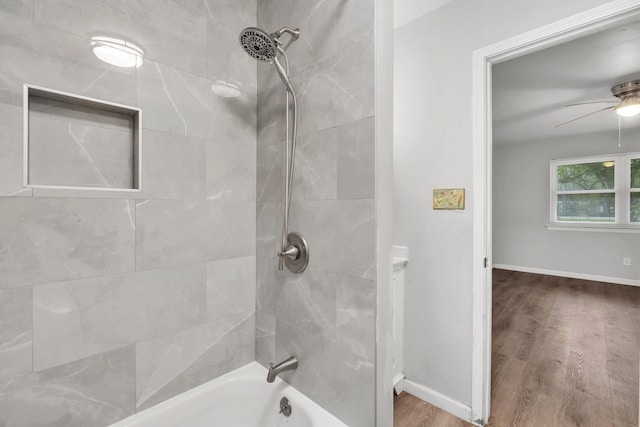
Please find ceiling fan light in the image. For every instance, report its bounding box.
[615,95,640,117]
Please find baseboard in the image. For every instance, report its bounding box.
[403,379,473,424]
[493,264,640,287]
[393,374,405,394]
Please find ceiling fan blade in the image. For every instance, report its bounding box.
[555,105,616,128]
[565,100,619,107]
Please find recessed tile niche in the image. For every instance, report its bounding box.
[25,85,141,191]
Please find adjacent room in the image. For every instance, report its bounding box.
[490,19,640,425]
[394,2,640,427]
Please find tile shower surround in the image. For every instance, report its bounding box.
[0,0,257,425]
[256,0,377,426]
[0,0,378,426]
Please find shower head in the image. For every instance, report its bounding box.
[239,27,276,62]
[239,26,298,92]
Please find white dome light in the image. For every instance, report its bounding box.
[615,95,640,118]
[91,36,144,68]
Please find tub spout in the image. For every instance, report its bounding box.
[267,356,298,383]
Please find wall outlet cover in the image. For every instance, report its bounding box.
[433,188,465,210]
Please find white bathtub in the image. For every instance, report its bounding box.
[110,362,347,427]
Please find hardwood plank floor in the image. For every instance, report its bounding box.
[394,269,640,427]
[394,392,471,427]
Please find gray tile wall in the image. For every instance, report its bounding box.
[256,1,376,426]
[0,1,257,425]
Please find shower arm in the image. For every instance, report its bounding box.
[272,28,300,52]
[274,47,299,270]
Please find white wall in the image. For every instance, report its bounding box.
[393,0,454,29]
[394,0,614,408]
[493,129,640,282]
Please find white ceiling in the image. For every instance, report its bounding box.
[394,0,454,29]
[493,20,640,145]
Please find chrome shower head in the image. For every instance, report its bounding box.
[239,27,276,62]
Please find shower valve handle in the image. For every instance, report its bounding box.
[278,245,299,260]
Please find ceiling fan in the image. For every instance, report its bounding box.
[556,79,640,127]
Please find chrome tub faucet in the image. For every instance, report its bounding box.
[267,356,298,383]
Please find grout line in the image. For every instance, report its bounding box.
[133,343,138,413]
[30,284,34,374]
[134,199,137,272]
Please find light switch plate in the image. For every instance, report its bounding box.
[433,188,465,210]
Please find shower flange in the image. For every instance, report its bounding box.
[282,232,309,273]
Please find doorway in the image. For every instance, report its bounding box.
[473,2,640,425]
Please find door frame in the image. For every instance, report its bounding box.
[470,0,640,423]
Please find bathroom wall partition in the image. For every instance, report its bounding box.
[0,1,257,425]
[255,1,378,426]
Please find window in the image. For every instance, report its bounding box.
[550,153,640,229]
[632,157,640,223]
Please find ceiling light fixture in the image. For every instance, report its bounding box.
[557,80,640,127]
[614,94,640,117]
[91,36,144,68]
[602,161,615,168]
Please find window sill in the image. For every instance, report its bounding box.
[546,223,640,234]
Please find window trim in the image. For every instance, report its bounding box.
[549,152,640,230]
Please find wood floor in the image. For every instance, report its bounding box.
[394,269,640,427]
[394,392,472,427]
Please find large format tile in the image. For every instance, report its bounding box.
[275,320,375,427]
[207,19,257,94]
[136,199,255,270]
[256,200,282,258]
[274,267,337,334]
[289,199,375,279]
[0,197,135,288]
[28,97,134,189]
[293,39,375,137]
[274,319,332,399]
[202,0,256,31]
[255,84,285,202]
[0,346,135,427]
[256,310,276,366]
[138,59,256,146]
[207,141,256,202]
[292,126,338,200]
[35,0,208,76]
[256,0,299,93]
[141,129,206,200]
[335,275,375,361]
[261,268,374,356]
[256,255,284,317]
[207,256,256,322]
[0,287,32,382]
[33,264,206,371]
[257,261,336,333]
[0,11,137,108]
[258,0,374,84]
[257,83,286,148]
[256,133,285,202]
[317,338,375,427]
[0,104,25,196]
[136,311,255,411]
[0,0,33,18]
[206,88,257,147]
[255,1,377,426]
[337,117,374,199]
[137,59,213,138]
